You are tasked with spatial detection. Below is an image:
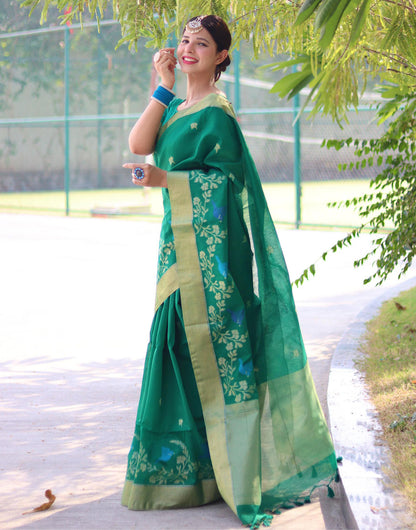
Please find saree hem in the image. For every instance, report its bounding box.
[121,479,221,510]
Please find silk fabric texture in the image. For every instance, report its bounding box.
[122,94,338,528]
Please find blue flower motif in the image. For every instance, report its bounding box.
[158,446,174,462]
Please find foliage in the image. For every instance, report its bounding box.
[17,1,416,119]
[19,0,299,52]
[275,1,416,123]
[274,1,416,286]
[288,1,416,287]
[294,95,416,286]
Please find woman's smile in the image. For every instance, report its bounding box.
[182,56,198,64]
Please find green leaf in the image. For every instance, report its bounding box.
[288,73,315,99]
[265,55,311,72]
[315,0,343,29]
[293,67,325,117]
[270,68,312,98]
[295,0,322,26]
[318,0,350,50]
[349,0,371,46]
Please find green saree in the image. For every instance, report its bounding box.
[122,93,338,528]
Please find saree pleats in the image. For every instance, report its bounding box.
[122,288,220,509]
[123,94,338,528]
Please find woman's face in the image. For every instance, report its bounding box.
[177,27,226,78]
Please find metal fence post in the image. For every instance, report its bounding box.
[97,33,103,188]
[234,48,240,115]
[293,91,301,229]
[64,26,70,215]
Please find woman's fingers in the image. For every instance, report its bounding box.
[154,49,175,64]
[123,163,147,186]
[153,48,176,87]
[154,49,177,69]
[123,163,140,169]
[154,48,175,61]
[123,163,168,189]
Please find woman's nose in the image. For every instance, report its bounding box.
[184,41,194,53]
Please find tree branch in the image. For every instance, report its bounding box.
[230,1,292,25]
[381,0,416,14]
[363,46,416,73]
[387,68,416,80]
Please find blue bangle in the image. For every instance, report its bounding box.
[151,84,175,108]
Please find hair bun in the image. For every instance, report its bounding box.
[215,55,231,81]
[220,56,231,71]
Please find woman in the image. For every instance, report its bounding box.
[122,15,338,529]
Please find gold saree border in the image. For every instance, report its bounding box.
[224,399,261,506]
[155,264,179,312]
[167,171,236,513]
[258,363,335,491]
[122,479,220,510]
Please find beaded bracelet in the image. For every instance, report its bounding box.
[151,84,175,108]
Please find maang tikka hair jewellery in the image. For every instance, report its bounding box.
[185,16,207,34]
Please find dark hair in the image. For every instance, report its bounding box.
[185,15,231,82]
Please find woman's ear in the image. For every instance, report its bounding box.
[216,49,228,65]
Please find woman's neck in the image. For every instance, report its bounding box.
[182,75,218,108]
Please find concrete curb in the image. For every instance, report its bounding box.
[327,276,416,529]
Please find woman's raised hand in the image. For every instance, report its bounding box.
[123,163,168,188]
[153,48,177,89]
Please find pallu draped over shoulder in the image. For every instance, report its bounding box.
[122,93,338,529]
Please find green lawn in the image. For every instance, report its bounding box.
[358,286,416,519]
[0,179,373,228]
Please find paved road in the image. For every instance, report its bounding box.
[0,213,413,529]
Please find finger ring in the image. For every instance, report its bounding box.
[134,167,145,180]
[154,52,160,63]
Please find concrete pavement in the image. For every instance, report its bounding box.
[0,213,414,529]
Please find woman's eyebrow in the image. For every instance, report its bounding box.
[182,33,210,44]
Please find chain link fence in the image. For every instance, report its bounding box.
[0,22,384,227]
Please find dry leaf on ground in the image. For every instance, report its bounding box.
[22,489,56,515]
